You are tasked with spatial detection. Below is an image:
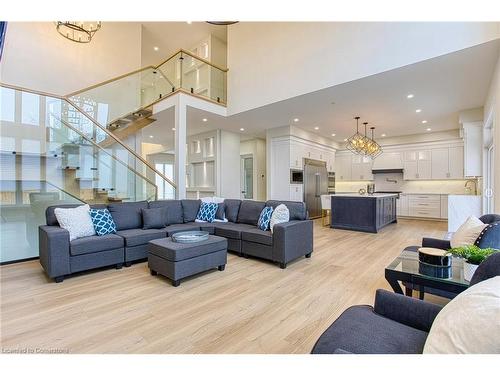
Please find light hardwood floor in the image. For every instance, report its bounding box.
[0,218,448,354]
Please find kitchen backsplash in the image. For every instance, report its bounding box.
[336,174,478,195]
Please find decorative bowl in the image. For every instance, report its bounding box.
[171,231,210,243]
[418,247,452,267]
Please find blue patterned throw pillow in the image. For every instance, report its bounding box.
[257,206,273,231]
[196,202,218,223]
[89,208,117,236]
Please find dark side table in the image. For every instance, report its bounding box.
[385,248,469,299]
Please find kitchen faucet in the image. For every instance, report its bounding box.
[464,179,478,195]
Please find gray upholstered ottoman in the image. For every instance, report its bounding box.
[148,235,228,286]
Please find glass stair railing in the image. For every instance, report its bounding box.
[0,84,179,205]
[66,49,227,141]
[0,180,84,263]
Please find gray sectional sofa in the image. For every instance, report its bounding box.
[39,199,313,282]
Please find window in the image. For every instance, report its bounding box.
[0,87,15,122]
[21,92,40,126]
[155,163,175,199]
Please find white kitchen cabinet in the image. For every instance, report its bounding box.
[431,147,464,179]
[289,185,303,202]
[351,155,373,180]
[404,150,431,180]
[372,152,403,170]
[335,154,352,181]
[397,194,409,216]
[431,148,449,179]
[440,195,448,219]
[463,122,482,177]
[326,151,336,172]
[408,194,441,218]
[290,142,305,169]
[448,146,464,179]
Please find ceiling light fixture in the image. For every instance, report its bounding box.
[206,21,239,25]
[416,109,422,113]
[293,118,299,122]
[172,128,176,131]
[426,128,432,131]
[346,117,382,158]
[149,135,154,138]
[331,133,336,137]
[407,94,414,99]
[240,128,245,131]
[343,138,348,142]
[202,118,208,122]
[314,126,319,130]
[421,120,427,124]
[55,21,101,43]
[381,133,386,137]
[154,46,159,51]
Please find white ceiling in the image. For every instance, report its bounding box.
[142,39,499,149]
[141,22,227,66]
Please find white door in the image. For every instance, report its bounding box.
[240,155,254,199]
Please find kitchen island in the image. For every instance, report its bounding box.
[331,193,398,233]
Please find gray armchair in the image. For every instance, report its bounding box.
[311,252,500,354]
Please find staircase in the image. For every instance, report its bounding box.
[0,49,227,262]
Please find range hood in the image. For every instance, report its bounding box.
[372,168,404,174]
[372,152,404,173]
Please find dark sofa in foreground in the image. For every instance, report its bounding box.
[311,252,500,354]
[39,199,313,282]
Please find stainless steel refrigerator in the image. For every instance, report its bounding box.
[303,158,328,219]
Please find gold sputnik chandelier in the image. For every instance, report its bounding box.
[346,116,383,158]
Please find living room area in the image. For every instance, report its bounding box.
[1,1,500,373]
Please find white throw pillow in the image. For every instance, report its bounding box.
[54,204,96,241]
[270,204,290,233]
[423,276,500,354]
[450,216,487,248]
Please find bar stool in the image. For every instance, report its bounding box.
[320,194,331,226]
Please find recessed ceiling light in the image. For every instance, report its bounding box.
[343,138,348,142]
[172,128,176,131]
[314,126,319,130]
[426,128,431,131]
[416,109,422,113]
[407,94,414,99]
[381,133,386,137]
[149,135,154,138]
[421,120,427,124]
[153,46,159,51]
[202,118,208,122]
[293,118,299,122]
[240,128,245,131]
[331,133,336,137]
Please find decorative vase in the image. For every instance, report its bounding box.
[463,261,479,282]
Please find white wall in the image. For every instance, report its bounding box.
[218,130,241,199]
[227,22,500,115]
[1,22,142,96]
[484,51,500,212]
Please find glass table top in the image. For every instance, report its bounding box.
[386,249,470,287]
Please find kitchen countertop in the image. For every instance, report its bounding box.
[332,193,398,198]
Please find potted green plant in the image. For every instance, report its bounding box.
[447,245,497,281]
